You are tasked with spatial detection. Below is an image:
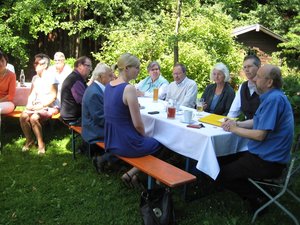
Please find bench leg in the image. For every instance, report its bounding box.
[71,129,76,160]
[147,176,154,189]
[88,143,91,159]
[183,157,191,201]
[0,121,2,153]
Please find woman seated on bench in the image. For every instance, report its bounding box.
[0,50,16,114]
[104,53,162,188]
[19,54,58,154]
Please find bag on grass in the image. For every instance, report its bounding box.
[140,188,176,225]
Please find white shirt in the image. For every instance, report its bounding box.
[94,80,105,92]
[227,80,257,118]
[6,63,15,73]
[164,77,198,108]
[48,64,72,107]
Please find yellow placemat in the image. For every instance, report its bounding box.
[199,114,237,127]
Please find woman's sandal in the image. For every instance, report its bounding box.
[22,141,35,152]
[121,173,145,190]
[131,174,145,191]
[121,172,134,188]
[38,147,46,155]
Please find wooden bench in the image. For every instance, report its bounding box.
[69,125,82,159]
[67,126,196,190]
[0,110,61,152]
[96,142,196,191]
[4,110,60,119]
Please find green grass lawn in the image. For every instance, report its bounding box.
[1,118,299,225]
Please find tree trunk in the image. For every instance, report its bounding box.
[174,0,182,65]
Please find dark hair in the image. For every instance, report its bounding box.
[268,66,283,89]
[174,63,186,75]
[244,55,261,68]
[74,56,91,68]
[147,61,161,71]
[0,50,8,64]
[34,53,50,68]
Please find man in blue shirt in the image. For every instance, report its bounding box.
[219,64,294,212]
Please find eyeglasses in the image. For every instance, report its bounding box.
[34,62,46,66]
[84,64,92,68]
[54,59,64,62]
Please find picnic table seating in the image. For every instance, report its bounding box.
[68,124,196,190]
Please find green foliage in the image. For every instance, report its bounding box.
[94,3,244,93]
[271,53,300,115]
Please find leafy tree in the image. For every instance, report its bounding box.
[94,3,244,93]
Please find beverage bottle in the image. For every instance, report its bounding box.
[20,69,25,87]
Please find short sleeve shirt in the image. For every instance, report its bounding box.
[248,89,294,164]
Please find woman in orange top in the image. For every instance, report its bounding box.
[0,51,16,114]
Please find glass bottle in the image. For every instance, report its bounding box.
[20,69,25,87]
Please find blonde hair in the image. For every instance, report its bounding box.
[116,53,140,72]
[92,63,112,80]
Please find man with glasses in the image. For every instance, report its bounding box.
[220,64,294,212]
[60,56,92,124]
[227,55,261,119]
[164,63,198,108]
[48,52,72,108]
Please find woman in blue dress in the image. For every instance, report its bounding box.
[104,53,161,187]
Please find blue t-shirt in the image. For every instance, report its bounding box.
[208,94,220,113]
[248,89,294,164]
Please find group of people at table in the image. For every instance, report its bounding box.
[0,50,294,213]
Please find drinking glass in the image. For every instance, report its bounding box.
[153,88,159,102]
[196,98,204,112]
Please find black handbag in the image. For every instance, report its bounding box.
[140,188,176,225]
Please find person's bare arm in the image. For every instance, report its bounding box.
[123,84,145,136]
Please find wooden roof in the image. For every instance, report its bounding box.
[232,24,285,54]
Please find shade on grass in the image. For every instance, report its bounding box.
[1,119,299,225]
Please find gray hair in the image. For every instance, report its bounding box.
[92,63,112,80]
[147,61,161,71]
[210,62,230,82]
[54,52,66,60]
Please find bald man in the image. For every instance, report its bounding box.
[218,64,294,212]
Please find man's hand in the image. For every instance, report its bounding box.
[221,118,237,132]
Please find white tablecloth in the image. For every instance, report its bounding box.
[138,97,248,180]
[13,82,31,106]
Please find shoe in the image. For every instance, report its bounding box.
[22,141,35,152]
[131,174,145,190]
[121,172,134,188]
[92,155,106,173]
[38,147,46,155]
[121,173,145,190]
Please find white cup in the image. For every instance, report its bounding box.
[183,110,194,123]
